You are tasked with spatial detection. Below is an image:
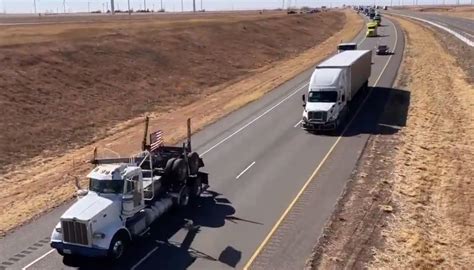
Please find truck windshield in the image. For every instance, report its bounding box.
[89,179,123,194]
[308,91,338,102]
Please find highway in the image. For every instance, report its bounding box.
[388,9,474,46]
[0,15,404,270]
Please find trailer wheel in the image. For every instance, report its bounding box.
[108,233,128,260]
[172,158,187,183]
[177,186,190,207]
[187,152,200,175]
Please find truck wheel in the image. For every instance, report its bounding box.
[177,186,190,207]
[172,158,187,183]
[108,233,128,260]
[187,152,200,175]
[164,158,176,178]
[190,178,202,199]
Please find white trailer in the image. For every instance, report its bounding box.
[50,118,208,260]
[302,50,372,131]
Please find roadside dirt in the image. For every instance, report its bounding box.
[310,16,474,269]
[0,11,363,236]
[408,5,473,20]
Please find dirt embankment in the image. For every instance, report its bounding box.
[0,12,339,171]
[310,16,474,269]
[0,11,363,235]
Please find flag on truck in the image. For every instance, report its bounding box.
[150,130,164,151]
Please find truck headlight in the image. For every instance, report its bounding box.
[93,232,105,239]
[55,227,62,233]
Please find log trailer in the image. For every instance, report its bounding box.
[50,118,208,260]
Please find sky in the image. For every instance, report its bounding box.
[0,0,472,13]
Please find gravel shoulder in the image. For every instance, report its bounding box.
[309,15,474,269]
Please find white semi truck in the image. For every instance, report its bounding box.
[50,118,208,260]
[302,50,372,131]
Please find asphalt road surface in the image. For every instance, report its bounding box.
[0,15,405,270]
[388,9,474,43]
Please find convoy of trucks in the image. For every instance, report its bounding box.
[46,7,382,264]
[301,50,372,131]
[50,118,208,260]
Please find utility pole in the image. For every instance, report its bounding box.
[160,0,163,10]
[127,0,131,14]
[193,0,196,12]
[106,1,109,12]
[200,0,203,10]
[33,0,37,13]
[111,0,115,14]
[88,1,90,12]
[181,0,183,11]
[63,0,66,13]
[143,0,146,10]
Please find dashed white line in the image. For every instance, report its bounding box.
[130,247,158,270]
[21,249,55,270]
[293,120,302,128]
[236,161,256,179]
[200,83,308,156]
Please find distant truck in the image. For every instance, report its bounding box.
[302,50,372,131]
[50,118,208,260]
[337,42,357,53]
[374,14,382,26]
[366,21,378,37]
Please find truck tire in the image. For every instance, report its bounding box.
[108,233,128,260]
[164,158,176,178]
[187,152,200,175]
[172,158,187,183]
[177,186,190,207]
[190,177,202,199]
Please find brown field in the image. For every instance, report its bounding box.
[310,15,474,269]
[408,5,474,20]
[0,11,363,235]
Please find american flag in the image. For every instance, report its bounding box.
[150,130,164,151]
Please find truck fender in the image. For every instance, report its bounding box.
[102,227,132,248]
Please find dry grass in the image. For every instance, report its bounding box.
[411,5,474,20]
[370,17,474,269]
[0,11,363,236]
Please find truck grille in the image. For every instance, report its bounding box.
[308,111,327,122]
[62,220,90,246]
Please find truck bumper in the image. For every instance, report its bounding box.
[302,120,337,131]
[51,241,108,257]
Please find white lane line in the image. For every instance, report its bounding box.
[293,120,302,128]
[463,31,474,39]
[236,161,256,179]
[200,83,308,157]
[22,249,55,270]
[130,246,159,270]
[393,13,474,47]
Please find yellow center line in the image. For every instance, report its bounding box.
[243,17,400,270]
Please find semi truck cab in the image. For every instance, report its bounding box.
[302,68,348,130]
[51,163,147,258]
[51,118,207,260]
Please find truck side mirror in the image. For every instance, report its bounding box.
[302,94,306,107]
